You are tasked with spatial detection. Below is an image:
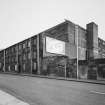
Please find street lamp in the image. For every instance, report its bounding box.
[75,25,79,79]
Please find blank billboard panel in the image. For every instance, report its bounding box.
[46,37,65,55]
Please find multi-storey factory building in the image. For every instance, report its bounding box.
[0,20,105,78]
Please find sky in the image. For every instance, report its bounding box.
[0,0,105,49]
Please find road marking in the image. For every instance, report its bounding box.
[90,91,105,95]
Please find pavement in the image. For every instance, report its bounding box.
[0,90,29,105]
[2,72,105,85]
[0,74,105,105]
[39,75,105,85]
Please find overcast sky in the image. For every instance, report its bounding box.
[0,0,105,49]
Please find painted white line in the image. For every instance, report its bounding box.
[0,90,29,105]
[90,91,105,95]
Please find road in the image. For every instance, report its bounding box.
[0,74,105,105]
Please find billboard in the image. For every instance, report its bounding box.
[46,37,65,55]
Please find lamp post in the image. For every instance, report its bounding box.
[65,62,66,78]
[3,49,5,72]
[75,25,79,79]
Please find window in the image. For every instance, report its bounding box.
[12,57,13,62]
[28,53,31,59]
[28,41,31,47]
[8,65,10,71]
[12,47,14,53]
[13,57,15,62]
[34,38,37,45]
[0,63,1,68]
[8,57,10,63]
[5,50,8,56]
[14,46,17,52]
[33,62,36,70]
[13,57,16,62]
[33,52,36,59]
[5,57,8,63]
[19,44,22,50]
[23,54,26,60]
[23,43,26,49]
[23,63,25,71]
[15,64,17,71]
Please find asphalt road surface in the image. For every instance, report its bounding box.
[0,74,105,105]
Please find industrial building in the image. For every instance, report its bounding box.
[0,20,105,79]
